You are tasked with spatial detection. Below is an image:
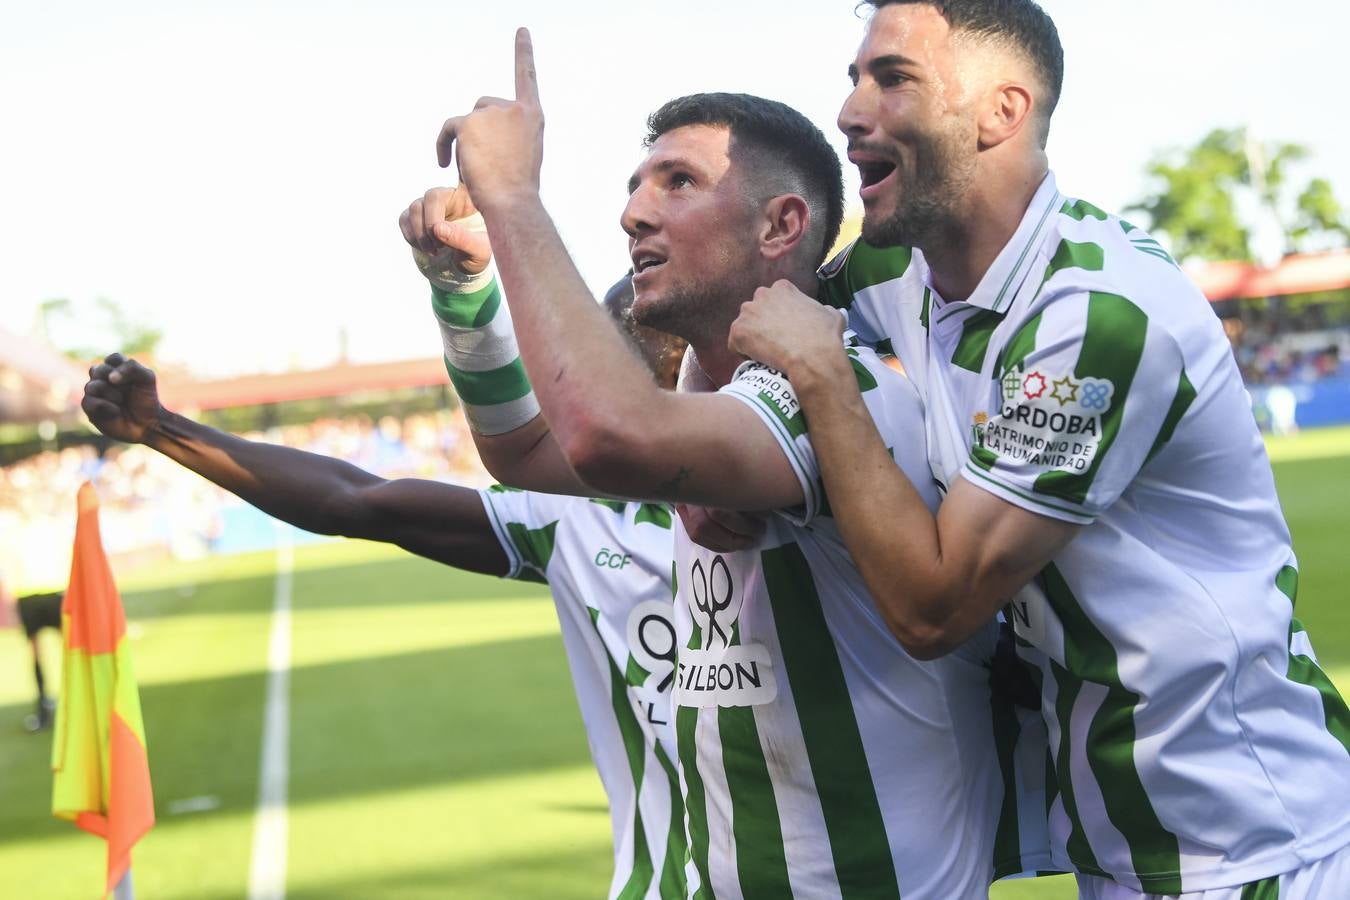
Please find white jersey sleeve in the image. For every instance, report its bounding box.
[721,337,940,526]
[477,485,578,582]
[965,288,1194,525]
[720,360,823,524]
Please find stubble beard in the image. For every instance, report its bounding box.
[861,126,976,250]
[633,259,752,350]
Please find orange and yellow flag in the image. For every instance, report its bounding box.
[51,482,155,897]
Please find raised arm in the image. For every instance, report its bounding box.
[398,185,586,495]
[728,283,1079,659]
[82,354,509,575]
[430,30,804,511]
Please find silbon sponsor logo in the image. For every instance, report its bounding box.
[676,644,777,708]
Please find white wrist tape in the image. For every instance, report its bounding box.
[432,273,539,436]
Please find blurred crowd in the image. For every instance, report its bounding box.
[1,409,490,593]
[5,300,1349,581]
[1225,303,1350,386]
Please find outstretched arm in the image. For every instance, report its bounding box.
[728,284,1079,659]
[82,354,510,575]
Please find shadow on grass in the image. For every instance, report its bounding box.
[0,663,267,840]
[286,632,589,807]
[0,632,587,845]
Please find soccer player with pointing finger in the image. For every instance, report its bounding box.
[417,28,1056,898]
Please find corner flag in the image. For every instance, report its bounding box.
[51,482,155,897]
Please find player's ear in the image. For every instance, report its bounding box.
[976,81,1034,150]
[758,193,810,262]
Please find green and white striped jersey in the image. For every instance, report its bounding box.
[479,487,686,900]
[821,172,1350,892]
[672,345,1053,900]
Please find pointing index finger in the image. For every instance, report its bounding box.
[514,27,539,106]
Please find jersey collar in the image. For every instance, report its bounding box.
[963,171,1062,313]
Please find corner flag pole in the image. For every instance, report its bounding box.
[51,482,155,899]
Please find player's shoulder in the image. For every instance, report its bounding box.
[556,496,675,535]
[1038,196,1205,309]
[817,237,919,310]
[844,340,924,432]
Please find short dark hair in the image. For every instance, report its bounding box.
[645,92,845,270]
[863,0,1063,142]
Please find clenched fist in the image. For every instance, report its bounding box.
[398,184,493,287]
[82,353,165,444]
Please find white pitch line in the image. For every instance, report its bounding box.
[248,527,294,900]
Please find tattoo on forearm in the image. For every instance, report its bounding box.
[658,465,692,496]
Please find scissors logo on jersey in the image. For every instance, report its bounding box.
[691,555,737,650]
[677,553,778,708]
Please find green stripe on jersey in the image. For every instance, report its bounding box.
[1288,617,1350,753]
[585,605,682,897]
[1042,564,1182,892]
[430,279,501,329]
[504,520,558,583]
[625,654,652,688]
[1276,565,1298,607]
[677,706,715,899]
[760,395,808,439]
[719,706,793,897]
[993,311,1043,378]
[990,694,1025,878]
[762,544,903,899]
[951,309,1005,373]
[608,651,657,900]
[1039,240,1105,293]
[920,288,932,333]
[1134,245,1179,267]
[444,356,534,406]
[1033,293,1148,506]
[980,309,1046,471]
[1144,370,1197,465]
[818,241,914,309]
[1049,662,1104,876]
[1287,644,1350,753]
[1060,199,1108,222]
[845,348,879,391]
[655,745,689,898]
[635,503,673,529]
[1240,874,1281,900]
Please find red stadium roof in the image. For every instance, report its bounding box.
[156,357,449,411]
[1186,249,1350,302]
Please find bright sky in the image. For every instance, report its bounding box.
[4,0,1345,377]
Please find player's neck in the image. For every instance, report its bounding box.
[686,338,743,388]
[922,163,1046,302]
[694,272,819,388]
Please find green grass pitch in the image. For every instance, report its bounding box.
[2,428,1347,898]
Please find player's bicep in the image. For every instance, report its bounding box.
[352,478,512,575]
[608,391,807,512]
[940,476,1079,611]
